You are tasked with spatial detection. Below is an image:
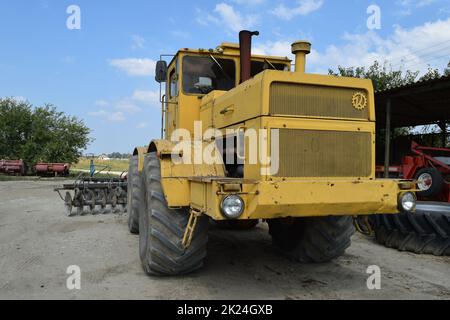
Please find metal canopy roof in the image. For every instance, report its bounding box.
[376,75,450,128]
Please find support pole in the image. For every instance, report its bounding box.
[438,121,447,148]
[384,99,392,178]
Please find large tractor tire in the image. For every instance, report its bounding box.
[127,155,141,234]
[214,219,259,230]
[139,153,209,276]
[415,168,444,198]
[268,216,355,263]
[371,204,450,256]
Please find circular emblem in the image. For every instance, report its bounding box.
[352,92,368,111]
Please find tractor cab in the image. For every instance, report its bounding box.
[155,39,291,138]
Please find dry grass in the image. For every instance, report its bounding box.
[72,158,129,172]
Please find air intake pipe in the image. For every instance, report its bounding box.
[239,30,259,83]
[291,41,311,74]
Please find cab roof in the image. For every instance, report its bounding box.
[175,42,292,64]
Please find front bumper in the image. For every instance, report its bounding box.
[188,178,415,220]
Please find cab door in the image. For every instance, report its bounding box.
[165,59,179,139]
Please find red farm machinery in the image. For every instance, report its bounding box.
[0,159,26,176]
[35,163,71,176]
[377,141,450,202]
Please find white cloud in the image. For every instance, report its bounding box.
[255,18,450,75]
[115,100,142,113]
[396,0,438,16]
[273,0,323,20]
[197,3,259,33]
[61,56,75,64]
[89,110,107,117]
[131,90,160,106]
[109,58,156,76]
[95,100,109,107]
[131,34,146,50]
[108,112,126,122]
[396,0,437,8]
[253,40,293,58]
[12,96,27,103]
[88,110,126,122]
[171,30,190,39]
[231,0,265,5]
[137,122,149,129]
[314,18,450,74]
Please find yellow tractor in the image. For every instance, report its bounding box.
[128,31,417,276]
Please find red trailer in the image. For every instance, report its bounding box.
[376,141,450,202]
[0,159,26,176]
[35,163,70,176]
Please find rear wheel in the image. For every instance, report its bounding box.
[268,216,355,263]
[415,168,444,198]
[127,155,141,234]
[372,206,450,256]
[139,153,209,276]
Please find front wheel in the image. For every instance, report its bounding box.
[268,216,355,263]
[139,153,209,276]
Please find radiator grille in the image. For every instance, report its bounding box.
[275,129,372,177]
[270,82,369,120]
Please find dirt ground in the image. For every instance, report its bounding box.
[0,180,449,300]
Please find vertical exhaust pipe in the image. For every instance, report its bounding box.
[291,41,311,74]
[239,30,259,83]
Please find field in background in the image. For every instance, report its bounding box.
[73,158,129,173]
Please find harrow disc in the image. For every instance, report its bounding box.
[64,192,75,217]
[92,204,103,215]
[55,175,128,217]
[81,205,92,215]
[115,204,125,215]
[104,204,113,214]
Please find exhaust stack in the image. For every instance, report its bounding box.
[291,41,311,74]
[239,30,259,83]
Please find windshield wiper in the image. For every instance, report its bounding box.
[264,59,276,70]
[209,55,233,82]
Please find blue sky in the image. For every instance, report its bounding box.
[0,0,449,154]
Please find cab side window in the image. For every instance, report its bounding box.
[169,68,178,99]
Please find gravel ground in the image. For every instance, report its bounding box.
[0,180,449,300]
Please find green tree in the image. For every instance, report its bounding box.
[329,60,450,143]
[0,98,91,166]
[328,61,419,91]
[329,60,450,90]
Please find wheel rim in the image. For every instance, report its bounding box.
[417,173,433,191]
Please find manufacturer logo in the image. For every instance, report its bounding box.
[352,92,368,111]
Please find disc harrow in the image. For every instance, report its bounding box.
[55,176,128,217]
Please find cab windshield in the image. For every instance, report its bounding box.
[182,56,236,95]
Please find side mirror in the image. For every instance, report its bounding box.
[155,60,168,83]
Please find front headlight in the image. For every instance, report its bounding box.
[399,192,416,212]
[220,195,245,219]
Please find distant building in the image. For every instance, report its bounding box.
[98,154,111,161]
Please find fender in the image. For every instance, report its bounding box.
[132,146,148,173]
[147,139,226,207]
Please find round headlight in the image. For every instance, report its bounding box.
[399,192,416,212]
[220,195,245,219]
